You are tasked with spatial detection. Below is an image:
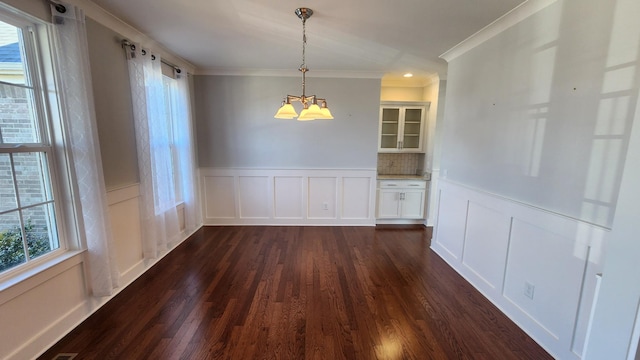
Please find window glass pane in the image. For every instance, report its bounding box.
[0,82,39,143]
[0,210,26,272]
[23,203,58,260]
[0,20,28,86]
[14,151,52,206]
[0,153,17,211]
[0,20,39,144]
[163,76,182,202]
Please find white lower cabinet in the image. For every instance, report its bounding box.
[376,180,426,219]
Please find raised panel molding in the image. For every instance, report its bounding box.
[308,177,338,219]
[432,179,609,360]
[462,202,511,291]
[341,177,372,220]
[238,176,270,219]
[504,218,588,341]
[200,168,377,226]
[432,189,468,260]
[274,177,304,219]
[107,185,143,277]
[203,175,236,219]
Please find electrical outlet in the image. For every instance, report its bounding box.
[524,281,535,299]
[322,202,329,210]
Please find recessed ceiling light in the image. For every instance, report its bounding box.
[403,73,413,78]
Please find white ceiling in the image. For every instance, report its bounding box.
[91,0,525,80]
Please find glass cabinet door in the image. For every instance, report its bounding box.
[380,108,400,149]
[402,108,423,149]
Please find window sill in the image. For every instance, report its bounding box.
[0,249,86,306]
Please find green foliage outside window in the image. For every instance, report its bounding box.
[0,221,51,272]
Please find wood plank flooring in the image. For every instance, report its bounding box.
[39,226,552,360]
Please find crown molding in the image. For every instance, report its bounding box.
[440,0,558,63]
[195,67,385,78]
[61,0,196,74]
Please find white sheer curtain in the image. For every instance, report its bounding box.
[126,46,180,258]
[51,3,119,296]
[173,72,200,233]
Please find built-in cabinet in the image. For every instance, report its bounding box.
[376,180,426,219]
[378,102,427,152]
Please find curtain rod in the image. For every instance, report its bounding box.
[121,39,182,74]
[161,59,182,74]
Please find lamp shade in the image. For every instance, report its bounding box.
[298,104,324,121]
[319,106,334,119]
[297,108,316,121]
[274,103,298,119]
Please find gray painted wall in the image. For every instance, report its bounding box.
[440,0,638,228]
[86,18,139,189]
[194,75,380,169]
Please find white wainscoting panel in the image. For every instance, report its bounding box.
[203,176,236,219]
[462,201,511,292]
[274,177,304,219]
[503,218,588,343]
[342,177,372,219]
[433,189,468,260]
[200,168,377,225]
[238,176,270,219]
[107,184,143,277]
[308,177,337,219]
[432,179,609,360]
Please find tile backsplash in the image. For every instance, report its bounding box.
[377,153,425,175]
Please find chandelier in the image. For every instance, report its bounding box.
[274,8,333,121]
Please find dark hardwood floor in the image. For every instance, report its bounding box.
[39,226,552,360]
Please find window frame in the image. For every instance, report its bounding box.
[0,8,77,281]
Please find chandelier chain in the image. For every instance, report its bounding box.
[301,16,307,70]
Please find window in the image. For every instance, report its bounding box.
[0,16,63,274]
[162,74,183,204]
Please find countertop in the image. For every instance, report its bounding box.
[377,174,431,181]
